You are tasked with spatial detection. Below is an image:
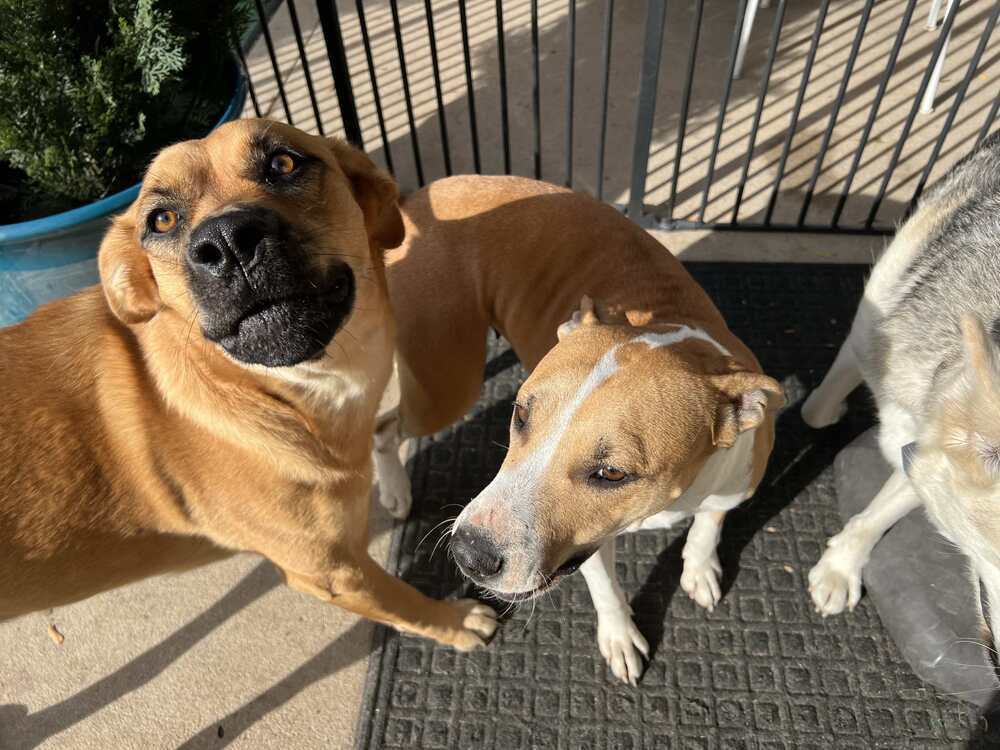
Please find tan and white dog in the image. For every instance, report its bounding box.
[376,176,784,683]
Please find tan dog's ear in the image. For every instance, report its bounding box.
[328,138,404,249]
[624,308,654,327]
[711,372,785,448]
[98,217,161,324]
[557,295,603,340]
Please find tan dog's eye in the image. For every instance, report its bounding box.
[513,402,529,431]
[151,209,178,234]
[594,467,627,482]
[269,152,297,176]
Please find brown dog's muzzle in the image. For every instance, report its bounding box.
[187,204,354,368]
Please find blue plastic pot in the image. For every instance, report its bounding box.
[0,73,248,326]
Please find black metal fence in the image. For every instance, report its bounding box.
[235,0,999,235]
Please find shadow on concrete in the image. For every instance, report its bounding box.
[0,562,283,749]
[176,619,373,749]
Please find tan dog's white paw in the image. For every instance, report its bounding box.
[447,599,498,651]
[596,611,649,686]
[801,391,848,429]
[680,555,722,611]
[808,555,862,616]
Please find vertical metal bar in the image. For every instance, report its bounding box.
[764,0,828,225]
[698,0,749,223]
[666,0,703,221]
[798,0,876,226]
[355,0,394,174]
[423,0,452,175]
[627,0,668,219]
[495,0,511,174]
[824,0,912,227]
[231,28,262,118]
[317,0,363,146]
[864,0,961,229]
[459,0,481,173]
[285,0,324,134]
[909,3,997,210]
[976,92,1000,149]
[253,0,294,125]
[731,0,785,224]
[565,0,576,187]
[531,0,542,180]
[388,0,424,184]
[596,0,616,201]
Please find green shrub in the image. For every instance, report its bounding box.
[0,0,250,221]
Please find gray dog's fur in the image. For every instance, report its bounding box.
[801,131,1000,639]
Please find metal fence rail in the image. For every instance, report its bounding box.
[235,0,999,235]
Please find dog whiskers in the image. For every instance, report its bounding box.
[339,325,363,349]
[429,525,455,561]
[416,516,458,553]
[500,596,518,619]
[182,307,200,362]
[953,638,1000,657]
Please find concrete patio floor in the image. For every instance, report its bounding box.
[0,486,396,750]
[0,1,994,747]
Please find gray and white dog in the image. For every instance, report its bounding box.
[801,131,1000,641]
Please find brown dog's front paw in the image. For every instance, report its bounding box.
[439,599,498,651]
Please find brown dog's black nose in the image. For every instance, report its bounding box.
[450,526,504,581]
[188,208,275,278]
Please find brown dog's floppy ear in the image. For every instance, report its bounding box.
[711,372,785,448]
[328,138,404,250]
[98,217,161,324]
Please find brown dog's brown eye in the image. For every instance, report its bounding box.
[270,153,296,176]
[152,209,177,234]
[595,467,627,482]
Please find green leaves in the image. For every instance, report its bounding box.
[121,0,186,97]
[0,0,248,219]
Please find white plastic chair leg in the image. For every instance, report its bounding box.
[926,0,944,30]
[734,0,761,79]
[921,0,956,114]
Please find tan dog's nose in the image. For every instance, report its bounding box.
[189,207,276,279]
[450,526,504,582]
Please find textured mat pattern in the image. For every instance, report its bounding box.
[358,264,988,749]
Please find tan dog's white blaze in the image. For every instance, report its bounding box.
[0,119,496,651]
[379,176,783,683]
[452,316,778,596]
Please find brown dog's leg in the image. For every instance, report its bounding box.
[282,553,496,650]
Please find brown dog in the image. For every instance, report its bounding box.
[375,176,782,682]
[0,119,496,650]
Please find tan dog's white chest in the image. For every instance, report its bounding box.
[626,426,756,532]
